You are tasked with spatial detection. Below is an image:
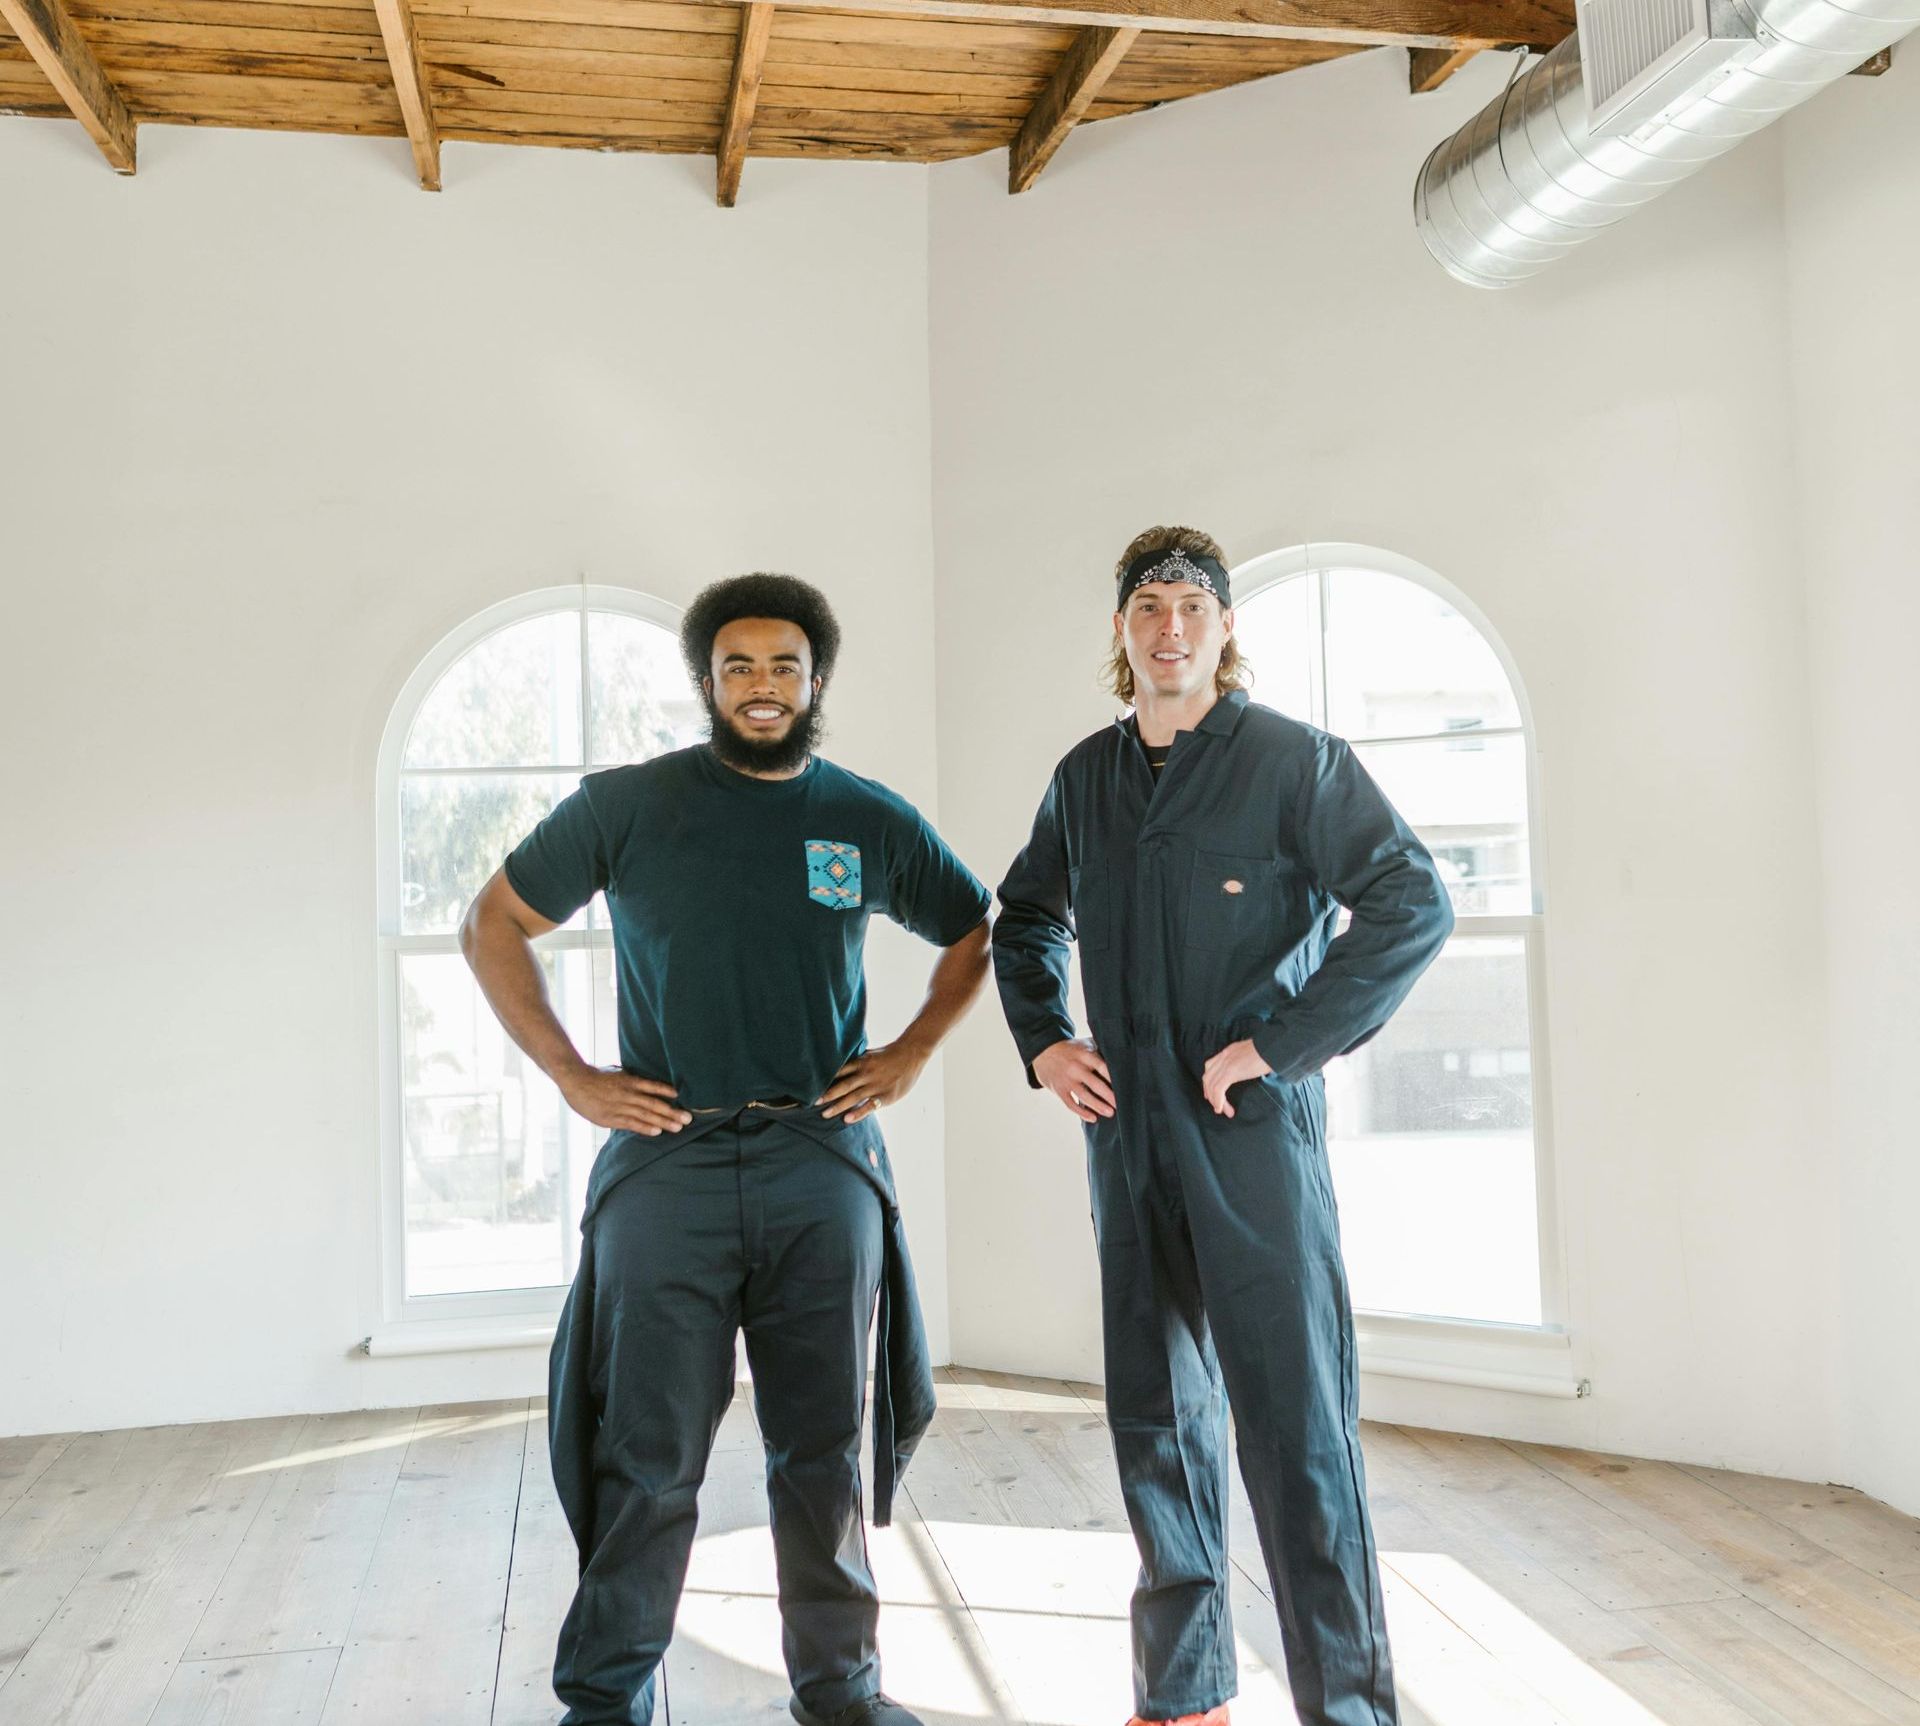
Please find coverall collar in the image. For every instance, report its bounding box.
[1120,687,1251,743]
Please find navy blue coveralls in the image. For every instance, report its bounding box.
[992,690,1454,1726]
[504,747,987,1726]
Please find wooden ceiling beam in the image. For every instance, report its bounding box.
[372,0,441,188]
[757,0,1571,53]
[0,0,135,170]
[716,1,774,205]
[1408,44,1477,90]
[1010,24,1137,192]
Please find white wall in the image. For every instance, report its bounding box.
[0,122,950,1435]
[1781,54,1920,1517]
[929,49,1845,1486]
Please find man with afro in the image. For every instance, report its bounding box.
[462,574,991,1726]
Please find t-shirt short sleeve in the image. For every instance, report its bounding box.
[503,785,611,926]
[885,806,990,948]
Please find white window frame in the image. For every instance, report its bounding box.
[371,582,685,1335]
[1233,544,1577,1395]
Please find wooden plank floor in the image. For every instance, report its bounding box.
[4,1371,1920,1725]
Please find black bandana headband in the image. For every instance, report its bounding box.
[1118,548,1232,608]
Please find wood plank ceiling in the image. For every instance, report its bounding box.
[0,0,1581,201]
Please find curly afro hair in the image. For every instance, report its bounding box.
[680,573,843,690]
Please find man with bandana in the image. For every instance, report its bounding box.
[992,527,1454,1726]
[461,573,991,1726]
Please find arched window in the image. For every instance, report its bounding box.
[1233,547,1556,1330]
[374,587,705,1322]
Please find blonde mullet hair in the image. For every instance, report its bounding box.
[1103,524,1251,706]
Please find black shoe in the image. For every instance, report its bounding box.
[790,1693,924,1726]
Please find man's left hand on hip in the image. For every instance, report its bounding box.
[819,1039,930,1123]
[1201,1039,1272,1117]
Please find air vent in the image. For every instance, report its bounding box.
[1576,0,1758,137]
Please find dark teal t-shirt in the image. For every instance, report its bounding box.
[504,746,990,1111]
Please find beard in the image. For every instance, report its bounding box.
[703,690,826,775]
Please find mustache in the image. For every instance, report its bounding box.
[702,689,825,773]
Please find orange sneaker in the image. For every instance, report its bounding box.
[1127,1708,1230,1726]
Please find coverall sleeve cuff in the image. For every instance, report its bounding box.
[1251,1024,1308,1084]
[1016,1024,1076,1089]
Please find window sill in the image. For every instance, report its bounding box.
[1356,1311,1587,1399]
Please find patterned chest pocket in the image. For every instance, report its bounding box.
[805,840,863,910]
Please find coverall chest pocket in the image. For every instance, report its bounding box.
[1186,850,1281,951]
[1069,864,1110,950]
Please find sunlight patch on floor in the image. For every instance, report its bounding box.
[222,1406,537,1476]
[1387,1553,1671,1726]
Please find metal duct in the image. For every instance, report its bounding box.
[1415,0,1920,287]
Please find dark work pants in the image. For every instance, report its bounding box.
[553,1113,887,1726]
[1089,1046,1397,1726]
